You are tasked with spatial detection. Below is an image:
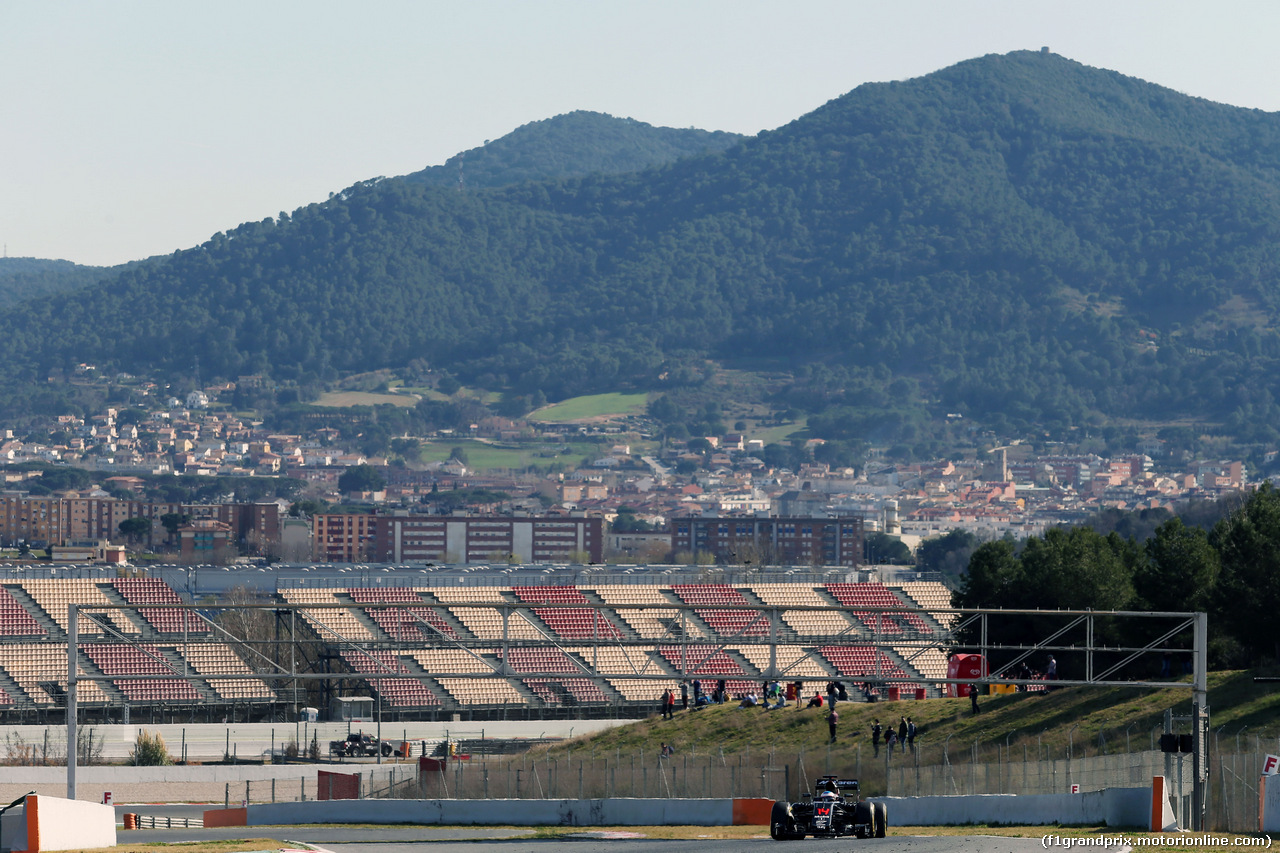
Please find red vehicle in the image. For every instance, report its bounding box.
[945,653,987,698]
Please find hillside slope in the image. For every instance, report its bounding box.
[404,110,743,189]
[7,51,1280,441]
[0,257,112,306]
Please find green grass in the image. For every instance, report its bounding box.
[527,670,1280,764]
[529,392,649,423]
[416,439,600,472]
[752,418,808,445]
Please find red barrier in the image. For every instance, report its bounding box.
[318,770,361,800]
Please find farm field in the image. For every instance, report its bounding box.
[752,418,807,446]
[417,439,602,472]
[529,392,649,423]
[313,390,420,408]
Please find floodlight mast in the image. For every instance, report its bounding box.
[67,603,77,800]
[1192,611,1208,831]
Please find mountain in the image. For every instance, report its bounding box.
[404,110,744,189]
[0,258,111,307]
[7,51,1280,448]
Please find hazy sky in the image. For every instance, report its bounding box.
[5,1,1279,267]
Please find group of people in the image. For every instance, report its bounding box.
[661,678,733,718]
[869,716,917,756]
[737,680,789,709]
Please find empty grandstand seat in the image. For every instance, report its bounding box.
[589,585,701,640]
[82,643,202,702]
[175,643,276,700]
[113,578,207,634]
[22,579,138,635]
[0,586,44,637]
[670,584,769,638]
[347,586,458,640]
[825,582,930,633]
[280,588,377,642]
[341,649,440,707]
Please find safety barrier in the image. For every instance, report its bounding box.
[126,814,205,829]
[0,795,116,853]
[204,797,775,827]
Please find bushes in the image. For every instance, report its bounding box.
[130,729,173,766]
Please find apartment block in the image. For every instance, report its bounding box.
[671,516,864,567]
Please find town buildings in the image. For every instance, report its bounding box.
[313,513,604,564]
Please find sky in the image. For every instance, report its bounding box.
[4,0,1280,267]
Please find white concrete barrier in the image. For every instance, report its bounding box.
[874,785,1152,827]
[1260,774,1280,832]
[0,720,625,762]
[2,763,356,785]
[238,798,737,827]
[1,795,116,852]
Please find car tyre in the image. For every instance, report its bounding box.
[770,801,790,841]
[874,802,888,838]
[854,801,872,837]
[769,801,804,840]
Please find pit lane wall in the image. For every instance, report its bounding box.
[204,783,1168,830]
[204,797,775,827]
[0,795,116,853]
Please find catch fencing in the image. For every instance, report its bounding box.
[374,734,1280,834]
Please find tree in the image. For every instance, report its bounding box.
[953,539,1023,610]
[159,512,190,544]
[611,508,657,532]
[337,464,385,494]
[1211,483,1280,662]
[915,529,982,586]
[117,517,151,545]
[1135,517,1219,613]
[863,532,911,565]
[289,499,329,518]
[1019,527,1135,613]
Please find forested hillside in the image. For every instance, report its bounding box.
[405,111,743,189]
[7,51,1280,446]
[0,258,111,306]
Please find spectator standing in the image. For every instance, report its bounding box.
[826,680,838,708]
[898,716,908,749]
[692,679,702,704]
[906,717,917,753]
[792,680,804,709]
[871,719,882,757]
[680,681,688,711]
[885,728,898,755]
[827,706,839,743]
[969,683,980,715]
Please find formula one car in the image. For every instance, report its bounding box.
[328,732,402,758]
[769,776,887,840]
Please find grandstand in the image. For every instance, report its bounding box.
[0,576,278,722]
[0,570,956,723]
